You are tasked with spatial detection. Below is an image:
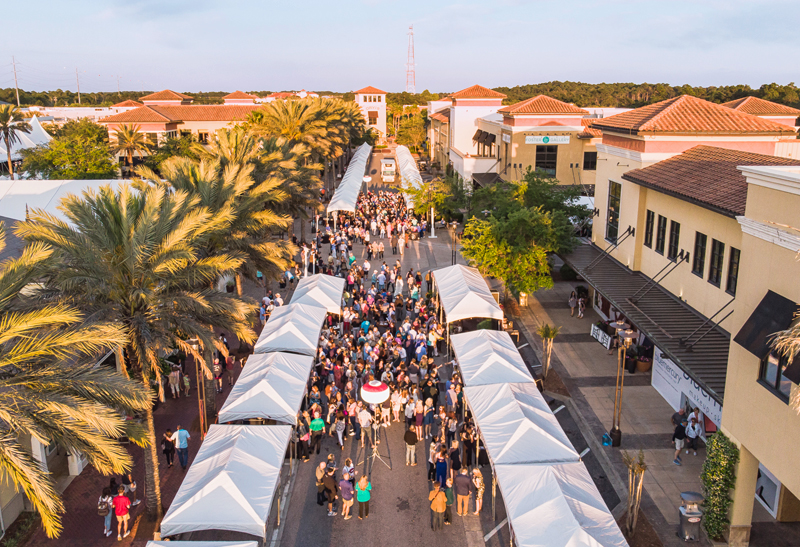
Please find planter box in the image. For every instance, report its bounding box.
[635,359,652,373]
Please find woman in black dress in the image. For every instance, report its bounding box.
[449,439,462,480]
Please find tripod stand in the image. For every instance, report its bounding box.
[358,423,391,471]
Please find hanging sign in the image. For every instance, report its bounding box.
[590,324,612,349]
[525,135,570,145]
[651,346,722,425]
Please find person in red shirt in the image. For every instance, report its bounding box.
[113,486,131,540]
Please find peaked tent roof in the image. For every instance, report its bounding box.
[355,86,387,94]
[449,85,507,99]
[495,462,629,547]
[0,115,52,161]
[589,95,795,135]
[432,265,503,323]
[721,96,800,117]
[160,425,292,539]
[451,329,532,386]
[498,95,588,115]
[396,145,423,209]
[223,90,258,100]
[254,302,328,355]
[218,352,313,424]
[466,382,579,464]
[290,274,345,315]
[139,89,193,101]
[0,179,123,222]
[327,143,372,214]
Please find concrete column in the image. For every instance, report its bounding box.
[728,443,759,547]
[30,438,48,472]
[67,451,86,476]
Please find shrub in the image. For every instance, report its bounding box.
[701,432,740,541]
[560,263,578,281]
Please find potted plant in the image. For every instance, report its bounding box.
[635,348,653,372]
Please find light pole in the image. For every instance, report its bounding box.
[447,221,459,265]
[609,325,637,447]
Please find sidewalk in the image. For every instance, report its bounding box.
[507,270,707,547]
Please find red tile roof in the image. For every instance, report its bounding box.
[355,86,387,94]
[622,145,800,217]
[721,96,800,117]
[112,100,143,108]
[267,92,296,99]
[100,105,261,124]
[429,108,450,123]
[578,118,602,138]
[139,89,193,102]
[590,95,795,135]
[498,95,587,115]
[449,85,506,99]
[223,90,257,100]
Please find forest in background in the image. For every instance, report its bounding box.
[2,81,798,109]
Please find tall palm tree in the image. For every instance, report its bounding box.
[111,124,152,176]
[0,104,32,178]
[17,183,256,521]
[0,223,150,538]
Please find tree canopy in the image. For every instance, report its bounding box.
[21,119,116,179]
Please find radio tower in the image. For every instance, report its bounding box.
[405,25,416,93]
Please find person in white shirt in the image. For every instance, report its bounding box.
[274,293,284,307]
[685,417,702,456]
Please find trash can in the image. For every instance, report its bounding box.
[679,491,704,542]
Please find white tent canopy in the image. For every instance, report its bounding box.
[465,382,579,465]
[495,462,629,547]
[160,425,292,539]
[147,542,258,547]
[218,352,313,424]
[290,274,345,315]
[0,116,52,162]
[395,145,422,208]
[327,143,372,214]
[0,179,124,222]
[254,302,328,355]
[432,264,503,322]
[451,330,532,386]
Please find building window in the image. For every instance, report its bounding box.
[377,96,381,102]
[708,239,724,286]
[692,232,707,277]
[368,112,378,126]
[667,220,680,260]
[198,132,209,144]
[583,151,597,171]
[726,247,740,296]
[759,351,793,401]
[644,210,654,248]
[362,95,367,102]
[535,145,557,176]
[655,215,667,255]
[605,181,621,242]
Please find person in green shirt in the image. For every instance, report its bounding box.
[444,478,455,525]
[355,475,372,519]
[310,412,325,455]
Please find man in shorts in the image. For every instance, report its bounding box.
[113,485,131,540]
[672,419,687,465]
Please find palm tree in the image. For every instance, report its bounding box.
[0,104,32,178]
[111,124,152,176]
[17,183,256,521]
[0,223,150,537]
[536,323,561,381]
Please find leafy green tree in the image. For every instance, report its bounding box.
[0,223,150,537]
[18,183,257,521]
[0,104,32,177]
[47,118,109,141]
[21,118,115,179]
[397,114,426,151]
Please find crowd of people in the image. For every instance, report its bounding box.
[285,189,490,531]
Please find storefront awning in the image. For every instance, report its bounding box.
[562,244,730,402]
[734,290,797,360]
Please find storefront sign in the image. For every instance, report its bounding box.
[651,346,722,426]
[525,135,570,145]
[502,133,511,143]
[590,324,612,349]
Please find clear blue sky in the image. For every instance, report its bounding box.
[3,0,797,94]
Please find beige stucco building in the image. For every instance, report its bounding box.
[354,86,387,140]
[563,94,800,546]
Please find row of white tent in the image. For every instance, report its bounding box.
[434,265,628,547]
[327,142,372,214]
[0,116,52,163]
[160,274,345,540]
[395,145,422,209]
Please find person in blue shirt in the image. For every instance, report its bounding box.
[170,425,191,470]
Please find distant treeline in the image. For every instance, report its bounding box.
[492,81,800,108]
[4,82,799,109]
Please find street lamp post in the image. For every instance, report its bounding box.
[609,325,637,447]
[187,339,206,439]
[448,221,459,265]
